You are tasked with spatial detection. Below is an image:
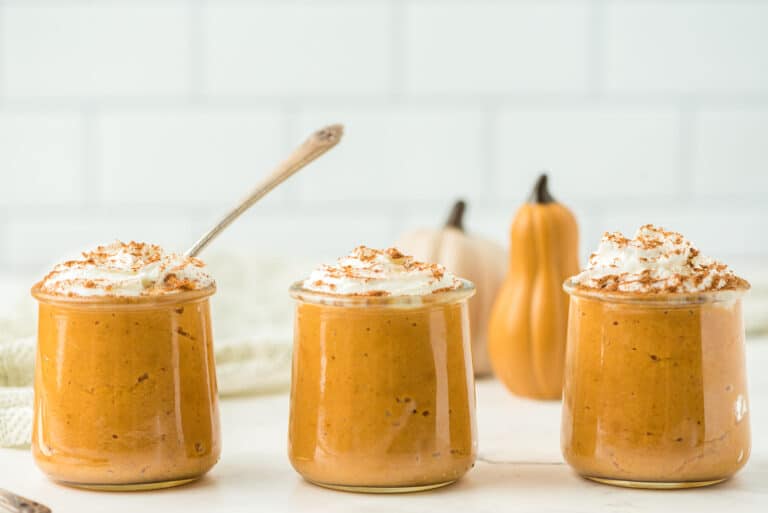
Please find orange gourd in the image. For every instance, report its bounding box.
[488,174,579,399]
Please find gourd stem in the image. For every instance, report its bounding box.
[530,173,555,204]
[445,200,466,231]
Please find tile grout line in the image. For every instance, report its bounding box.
[587,0,605,99]
[678,103,697,201]
[278,102,300,205]
[79,107,101,208]
[2,93,768,111]
[6,195,768,224]
[483,104,499,205]
[389,0,405,102]
[188,0,206,104]
[0,4,5,104]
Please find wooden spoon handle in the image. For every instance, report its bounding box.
[185,124,344,257]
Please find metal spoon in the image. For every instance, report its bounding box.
[0,490,51,513]
[185,124,344,258]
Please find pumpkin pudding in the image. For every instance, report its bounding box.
[31,242,221,490]
[562,225,750,489]
[288,246,477,492]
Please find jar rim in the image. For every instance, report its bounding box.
[289,279,476,308]
[30,282,216,309]
[563,278,748,305]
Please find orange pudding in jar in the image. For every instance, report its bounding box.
[562,225,750,489]
[31,242,221,490]
[288,246,477,492]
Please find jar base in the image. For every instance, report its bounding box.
[306,479,457,494]
[56,477,200,492]
[585,476,727,489]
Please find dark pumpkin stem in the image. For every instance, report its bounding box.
[445,200,466,231]
[530,173,555,204]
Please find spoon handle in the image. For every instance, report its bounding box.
[0,489,51,513]
[185,124,344,258]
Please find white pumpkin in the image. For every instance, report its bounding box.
[396,200,506,376]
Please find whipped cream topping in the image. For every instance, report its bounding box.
[571,225,748,294]
[302,246,461,296]
[38,241,215,297]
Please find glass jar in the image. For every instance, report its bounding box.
[288,281,477,493]
[31,285,221,491]
[561,281,750,489]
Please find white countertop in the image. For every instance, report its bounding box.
[2,342,767,513]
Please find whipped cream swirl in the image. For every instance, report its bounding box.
[302,246,461,296]
[571,225,748,294]
[38,241,215,297]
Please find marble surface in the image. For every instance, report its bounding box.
[1,341,766,512]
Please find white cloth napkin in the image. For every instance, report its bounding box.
[0,310,37,447]
[0,251,310,448]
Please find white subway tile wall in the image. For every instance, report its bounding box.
[693,108,768,196]
[2,4,191,97]
[495,106,681,199]
[205,2,393,95]
[404,2,591,94]
[604,2,768,94]
[99,108,287,204]
[295,107,488,202]
[0,113,83,205]
[0,0,766,276]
